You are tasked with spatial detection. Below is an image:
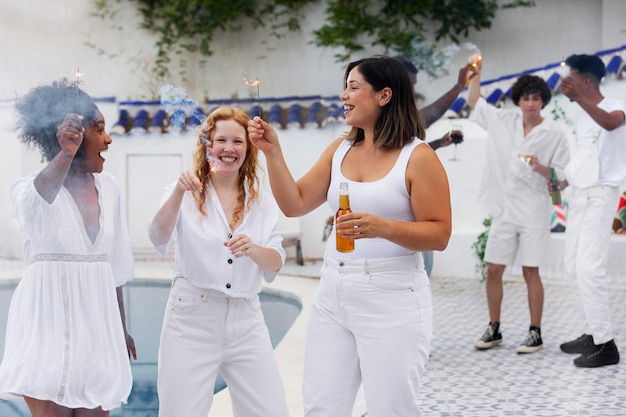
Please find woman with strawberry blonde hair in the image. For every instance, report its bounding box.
[149,106,289,417]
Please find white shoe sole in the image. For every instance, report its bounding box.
[474,339,503,350]
[517,344,544,354]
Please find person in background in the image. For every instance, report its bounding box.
[393,55,476,148]
[248,55,451,417]
[557,53,626,368]
[467,58,570,354]
[393,55,476,277]
[149,106,289,417]
[0,79,136,417]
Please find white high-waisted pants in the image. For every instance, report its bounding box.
[157,277,289,417]
[303,254,432,417]
[564,184,620,344]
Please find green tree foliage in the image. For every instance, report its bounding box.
[314,0,535,61]
[93,0,535,79]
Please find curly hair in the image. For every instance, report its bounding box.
[14,78,98,162]
[192,106,260,231]
[510,74,552,108]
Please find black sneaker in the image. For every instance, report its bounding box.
[517,329,543,354]
[574,339,620,368]
[474,323,502,350]
[560,334,595,354]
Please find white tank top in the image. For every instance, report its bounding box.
[326,138,424,259]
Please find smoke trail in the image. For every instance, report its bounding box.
[158,84,221,172]
[408,40,481,80]
[159,84,198,134]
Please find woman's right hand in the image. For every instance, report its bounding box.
[247,116,279,154]
[176,169,202,193]
[56,113,85,157]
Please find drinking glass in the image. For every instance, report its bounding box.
[449,123,464,161]
[518,154,532,177]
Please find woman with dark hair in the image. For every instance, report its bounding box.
[248,55,451,417]
[0,79,136,416]
[149,106,289,417]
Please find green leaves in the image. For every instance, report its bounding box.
[471,217,492,280]
[111,0,315,79]
[93,0,535,80]
[314,0,535,61]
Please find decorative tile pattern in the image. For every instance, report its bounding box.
[422,276,626,417]
[1,258,625,416]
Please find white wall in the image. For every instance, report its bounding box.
[1,1,626,102]
[1,1,626,277]
[2,81,626,276]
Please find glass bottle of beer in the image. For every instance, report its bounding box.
[336,182,354,253]
[550,167,561,205]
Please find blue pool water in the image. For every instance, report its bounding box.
[0,279,302,416]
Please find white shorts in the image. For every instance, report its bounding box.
[484,217,549,267]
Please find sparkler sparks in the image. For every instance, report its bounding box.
[200,133,221,173]
[244,77,261,117]
[75,68,85,112]
[469,53,482,68]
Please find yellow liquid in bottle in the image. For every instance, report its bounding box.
[336,190,354,253]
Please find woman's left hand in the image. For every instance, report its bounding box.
[225,234,255,258]
[336,212,383,240]
[126,333,137,360]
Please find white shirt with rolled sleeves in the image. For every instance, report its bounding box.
[152,182,286,298]
[470,97,570,229]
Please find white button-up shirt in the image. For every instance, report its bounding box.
[153,183,286,298]
[470,97,570,228]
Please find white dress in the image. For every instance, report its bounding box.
[0,171,134,411]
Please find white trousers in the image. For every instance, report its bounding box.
[303,254,432,417]
[564,185,620,344]
[157,277,289,417]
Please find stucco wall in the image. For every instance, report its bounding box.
[1,1,625,103]
[1,0,626,278]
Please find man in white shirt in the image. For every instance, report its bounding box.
[557,54,626,368]
[467,59,570,354]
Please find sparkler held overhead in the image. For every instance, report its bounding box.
[244,76,261,117]
[74,68,85,112]
[469,53,482,68]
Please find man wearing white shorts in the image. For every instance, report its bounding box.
[467,58,570,354]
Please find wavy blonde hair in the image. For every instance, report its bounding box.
[192,106,260,231]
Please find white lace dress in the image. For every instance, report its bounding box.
[0,171,134,411]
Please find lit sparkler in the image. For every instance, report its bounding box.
[75,68,85,112]
[468,53,482,68]
[244,76,261,117]
[200,133,221,173]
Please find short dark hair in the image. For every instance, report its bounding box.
[510,74,552,109]
[565,54,606,85]
[391,55,418,75]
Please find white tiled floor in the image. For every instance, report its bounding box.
[1,257,625,417]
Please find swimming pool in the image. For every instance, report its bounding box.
[0,279,302,416]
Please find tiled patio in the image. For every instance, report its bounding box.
[1,257,625,416]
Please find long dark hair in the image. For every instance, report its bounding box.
[344,55,425,148]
